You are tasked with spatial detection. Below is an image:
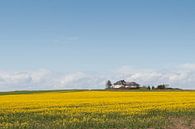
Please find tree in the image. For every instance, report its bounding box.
[106,80,112,89]
[157,84,169,89]
[152,86,155,90]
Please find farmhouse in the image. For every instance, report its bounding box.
[112,80,140,89]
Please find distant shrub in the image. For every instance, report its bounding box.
[157,84,169,89]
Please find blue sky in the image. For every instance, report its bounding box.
[0,0,195,90]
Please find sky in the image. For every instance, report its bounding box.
[0,0,195,91]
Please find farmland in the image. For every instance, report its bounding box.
[0,90,195,129]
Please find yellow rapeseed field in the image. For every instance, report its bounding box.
[0,91,195,129]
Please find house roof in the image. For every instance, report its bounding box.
[126,82,140,86]
[113,80,126,85]
[113,80,140,87]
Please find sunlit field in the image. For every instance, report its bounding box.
[0,91,195,129]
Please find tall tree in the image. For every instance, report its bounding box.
[106,80,112,89]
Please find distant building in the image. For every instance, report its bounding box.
[125,82,140,88]
[112,80,140,89]
[113,80,126,88]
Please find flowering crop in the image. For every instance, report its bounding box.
[0,91,195,129]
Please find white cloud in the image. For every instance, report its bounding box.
[0,64,195,91]
[113,65,195,89]
[0,70,107,91]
